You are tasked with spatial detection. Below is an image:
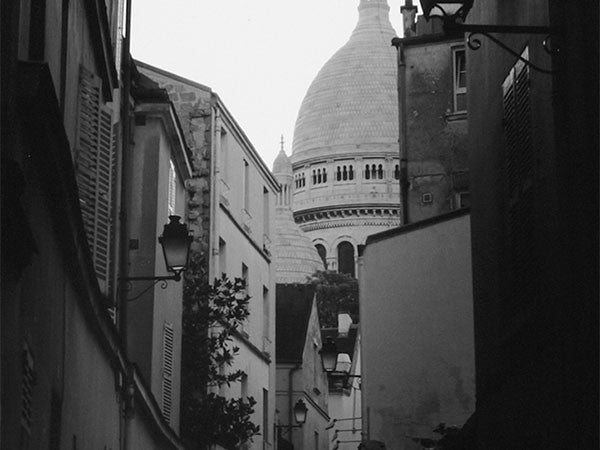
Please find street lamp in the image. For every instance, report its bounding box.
[293,399,308,425]
[419,0,560,74]
[121,215,192,284]
[275,398,309,443]
[320,337,361,388]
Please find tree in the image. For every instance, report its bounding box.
[181,254,260,449]
[309,270,359,328]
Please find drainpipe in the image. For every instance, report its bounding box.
[393,38,410,225]
[288,365,301,439]
[119,0,133,448]
[208,106,220,281]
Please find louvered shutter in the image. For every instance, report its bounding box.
[162,322,175,423]
[75,67,116,295]
[502,48,536,310]
[168,160,177,216]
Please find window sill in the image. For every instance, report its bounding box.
[446,111,467,121]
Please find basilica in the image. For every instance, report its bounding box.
[276,0,468,278]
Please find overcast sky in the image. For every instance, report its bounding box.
[131,0,413,169]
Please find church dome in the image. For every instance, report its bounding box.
[271,149,324,283]
[292,0,398,161]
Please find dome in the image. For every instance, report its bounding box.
[272,208,324,284]
[292,0,398,161]
[272,147,324,283]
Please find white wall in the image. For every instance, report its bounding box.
[360,212,475,449]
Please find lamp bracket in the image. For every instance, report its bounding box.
[446,22,560,74]
[120,272,182,293]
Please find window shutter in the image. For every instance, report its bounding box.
[21,342,35,434]
[162,322,175,423]
[168,160,177,216]
[502,48,535,309]
[75,67,116,295]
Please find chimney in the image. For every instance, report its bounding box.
[338,312,352,337]
[401,0,418,37]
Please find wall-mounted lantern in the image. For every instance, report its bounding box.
[121,215,192,284]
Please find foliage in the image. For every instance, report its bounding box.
[309,270,359,328]
[181,254,260,449]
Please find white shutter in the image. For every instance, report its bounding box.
[168,160,177,216]
[75,67,116,294]
[162,322,175,423]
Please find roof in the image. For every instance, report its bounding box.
[365,208,470,246]
[275,284,316,363]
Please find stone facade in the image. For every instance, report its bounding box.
[136,62,280,450]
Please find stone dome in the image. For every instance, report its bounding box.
[292,0,398,161]
[272,150,324,283]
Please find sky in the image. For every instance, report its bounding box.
[131,0,412,169]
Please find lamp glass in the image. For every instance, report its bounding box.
[293,399,308,424]
[421,0,471,20]
[159,215,192,273]
[320,338,338,372]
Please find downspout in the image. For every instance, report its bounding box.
[288,365,301,440]
[393,38,410,225]
[208,105,220,281]
[119,1,133,449]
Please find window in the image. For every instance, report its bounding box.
[263,389,269,446]
[263,187,270,238]
[162,322,175,424]
[263,286,270,341]
[242,263,248,291]
[337,164,354,181]
[394,164,400,180]
[243,159,250,211]
[220,129,228,182]
[75,66,116,295]
[453,48,467,112]
[219,238,227,277]
[315,244,327,269]
[338,241,355,277]
[168,160,177,216]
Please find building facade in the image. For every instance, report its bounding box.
[136,61,280,450]
[462,0,598,447]
[289,0,468,276]
[275,284,330,450]
[2,0,185,448]
[360,210,475,449]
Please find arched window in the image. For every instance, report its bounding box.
[315,244,327,269]
[378,164,384,179]
[365,165,370,179]
[394,164,399,180]
[342,165,348,181]
[323,168,327,183]
[349,165,354,180]
[317,169,322,184]
[337,241,355,277]
[312,170,317,185]
[337,167,342,181]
